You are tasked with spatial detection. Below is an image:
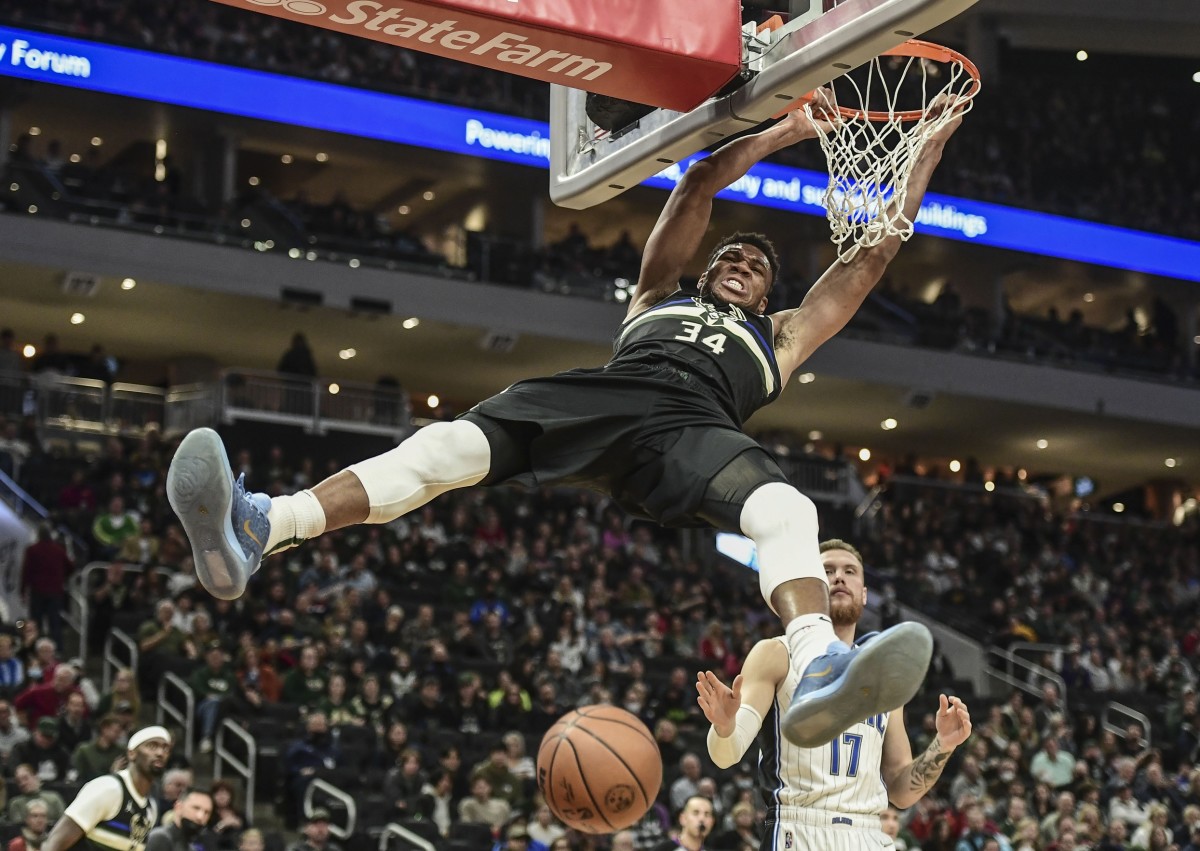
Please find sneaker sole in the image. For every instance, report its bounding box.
[166,427,250,600]
[780,621,933,748]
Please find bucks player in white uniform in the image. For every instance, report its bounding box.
[698,541,972,850]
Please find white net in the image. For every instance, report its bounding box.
[805,44,979,262]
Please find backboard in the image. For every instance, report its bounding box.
[549,0,981,210]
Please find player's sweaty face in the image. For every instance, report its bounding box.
[705,244,771,310]
[823,549,866,625]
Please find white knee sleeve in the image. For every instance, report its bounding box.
[739,482,827,609]
[347,420,491,524]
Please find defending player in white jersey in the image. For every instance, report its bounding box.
[697,540,972,850]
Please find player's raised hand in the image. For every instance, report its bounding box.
[781,87,839,141]
[696,671,742,737]
[934,693,972,749]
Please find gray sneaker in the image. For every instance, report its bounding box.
[167,428,270,600]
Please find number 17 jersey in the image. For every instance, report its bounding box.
[612,291,782,426]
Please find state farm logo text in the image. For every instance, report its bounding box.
[244,0,613,82]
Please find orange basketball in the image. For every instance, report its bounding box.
[536,706,663,834]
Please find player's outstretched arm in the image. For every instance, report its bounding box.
[882,694,972,809]
[769,99,965,382]
[626,102,833,319]
[697,638,789,769]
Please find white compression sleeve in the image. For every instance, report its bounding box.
[707,704,764,769]
[739,481,827,611]
[346,420,492,524]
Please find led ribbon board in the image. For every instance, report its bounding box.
[1,26,1198,283]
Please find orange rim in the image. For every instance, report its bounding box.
[816,39,981,124]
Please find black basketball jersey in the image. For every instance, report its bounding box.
[83,772,157,851]
[611,291,782,425]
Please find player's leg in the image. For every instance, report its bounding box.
[167,413,527,600]
[696,449,932,748]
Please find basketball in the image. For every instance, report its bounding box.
[536,706,663,834]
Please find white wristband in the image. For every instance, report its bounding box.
[707,704,764,769]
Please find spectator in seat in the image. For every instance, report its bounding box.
[11,717,70,782]
[471,744,524,810]
[668,753,704,813]
[25,638,60,686]
[1031,737,1076,789]
[281,646,327,710]
[92,496,140,560]
[55,691,92,754]
[287,809,341,851]
[0,698,31,765]
[403,676,452,737]
[316,672,361,727]
[502,731,535,784]
[156,768,195,826]
[501,823,530,851]
[236,646,281,708]
[88,563,133,648]
[6,798,49,851]
[207,779,247,850]
[383,748,426,820]
[418,769,455,837]
[20,526,73,650]
[95,668,141,719]
[137,600,198,689]
[6,763,65,824]
[284,713,341,824]
[458,776,510,831]
[70,714,124,784]
[651,795,714,851]
[236,830,264,851]
[955,804,1011,851]
[190,643,237,754]
[951,755,989,802]
[0,634,26,693]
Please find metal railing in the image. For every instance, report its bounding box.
[67,563,173,667]
[985,645,1068,711]
[1008,642,1070,674]
[214,719,257,816]
[378,823,435,851]
[102,628,138,692]
[38,375,108,433]
[772,455,865,506]
[220,369,412,439]
[304,779,358,840]
[164,384,218,438]
[156,673,196,761]
[108,383,166,433]
[1104,702,1152,748]
[0,467,49,522]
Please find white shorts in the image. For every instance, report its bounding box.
[762,809,896,851]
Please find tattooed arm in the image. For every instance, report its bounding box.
[882,696,973,809]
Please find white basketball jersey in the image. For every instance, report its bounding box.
[757,636,890,818]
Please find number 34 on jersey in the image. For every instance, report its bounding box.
[675,320,727,355]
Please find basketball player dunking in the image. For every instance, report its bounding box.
[167,92,967,748]
[697,540,973,850]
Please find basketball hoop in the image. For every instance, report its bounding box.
[804,39,981,262]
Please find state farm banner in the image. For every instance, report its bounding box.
[211,0,743,111]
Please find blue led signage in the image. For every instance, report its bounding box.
[1,25,1197,282]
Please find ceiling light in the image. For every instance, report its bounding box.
[69,154,81,164]
[70,312,85,325]
[241,218,251,228]
[858,448,871,461]
[1082,292,1094,303]
[398,205,410,215]
[339,348,356,360]
[1113,502,1125,513]
[248,176,260,186]
[28,127,40,136]
[1165,457,1178,468]
[422,191,435,201]
[27,205,37,214]
[328,383,340,395]
[984,481,995,492]
[306,251,317,261]
[281,154,293,164]
[1017,469,1027,480]
[121,278,136,290]
[91,137,103,147]
[427,394,440,408]
[1194,335,1200,345]
[949,459,961,473]
[1193,72,1200,84]
[808,430,822,441]
[614,289,629,303]
[881,417,898,430]
[797,372,815,384]
[348,258,361,268]
[1036,439,1049,450]
[402,317,420,329]
[315,152,329,162]
[22,345,36,358]
[1076,50,1088,61]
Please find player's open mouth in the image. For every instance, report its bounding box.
[722,278,747,294]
